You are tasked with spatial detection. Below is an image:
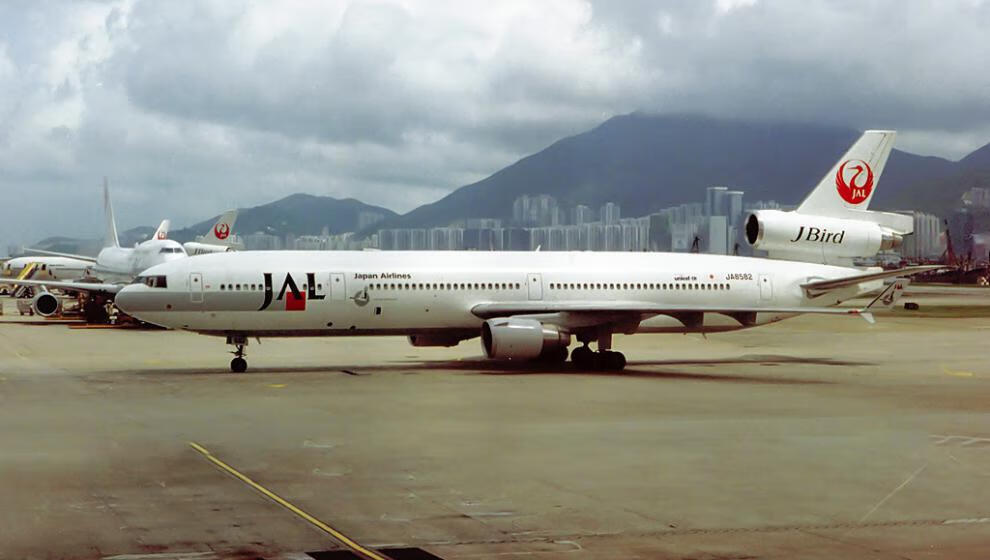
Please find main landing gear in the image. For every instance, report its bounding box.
[227,334,248,373]
[570,330,626,371]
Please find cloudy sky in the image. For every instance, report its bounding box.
[2,0,989,250]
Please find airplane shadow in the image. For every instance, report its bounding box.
[0,320,84,326]
[113,354,866,385]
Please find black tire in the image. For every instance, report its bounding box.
[230,357,248,373]
[571,346,594,369]
[602,351,626,371]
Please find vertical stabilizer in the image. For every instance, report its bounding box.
[152,219,170,241]
[796,130,896,217]
[103,178,120,248]
[205,209,238,245]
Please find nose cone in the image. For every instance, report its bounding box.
[115,284,140,315]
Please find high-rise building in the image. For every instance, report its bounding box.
[900,211,942,259]
[705,186,728,217]
[573,204,594,225]
[726,190,744,227]
[357,211,386,231]
[700,216,729,254]
[513,194,560,226]
[600,202,621,225]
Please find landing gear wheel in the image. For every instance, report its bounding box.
[230,357,248,373]
[599,351,626,371]
[571,345,595,369]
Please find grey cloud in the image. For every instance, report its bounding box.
[1,0,989,252]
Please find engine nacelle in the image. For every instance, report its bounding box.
[745,210,902,259]
[32,292,62,317]
[481,318,569,361]
[408,334,470,347]
[183,242,234,256]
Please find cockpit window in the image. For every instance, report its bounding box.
[135,275,168,288]
[159,247,185,254]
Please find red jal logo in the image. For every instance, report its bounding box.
[835,160,874,204]
[214,223,231,240]
[156,231,166,240]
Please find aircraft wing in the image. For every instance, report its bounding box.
[801,265,943,297]
[3,278,123,294]
[473,301,872,318]
[24,248,98,263]
[473,281,907,328]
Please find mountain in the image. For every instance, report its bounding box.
[168,193,398,242]
[959,142,990,170]
[25,194,397,253]
[370,113,983,232]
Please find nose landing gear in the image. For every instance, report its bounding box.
[227,334,248,373]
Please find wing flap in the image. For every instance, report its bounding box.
[801,265,942,297]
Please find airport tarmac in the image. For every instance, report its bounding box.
[1,287,989,559]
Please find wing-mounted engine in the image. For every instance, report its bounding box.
[481,318,569,361]
[32,291,62,317]
[745,210,906,265]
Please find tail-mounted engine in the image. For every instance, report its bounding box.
[745,210,903,263]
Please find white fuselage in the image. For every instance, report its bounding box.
[94,239,188,281]
[117,251,875,339]
[2,256,93,282]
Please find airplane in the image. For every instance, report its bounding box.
[2,256,93,283]
[1,218,171,288]
[184,210,240,256]
[11,180,188,321]
[112,131,938,373]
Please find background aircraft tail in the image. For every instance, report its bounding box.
[205,209,238,245]
[152,219,170,241]
[103,178,120,248]
[796,130,896,218]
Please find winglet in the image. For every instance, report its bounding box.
[846,309,876,324]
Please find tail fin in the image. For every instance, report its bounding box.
[205,209,238,244]
[103,177,120,248]
[797,130,896,217]
[152,219,170,241]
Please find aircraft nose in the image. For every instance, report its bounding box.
[115,285,138,314]
[116,284,158,316]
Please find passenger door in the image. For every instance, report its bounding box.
[190,272,204,303]
[329,272,346,301]
[527,273,543,300]
[759,274,773,301]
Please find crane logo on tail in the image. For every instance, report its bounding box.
[214,223,231,240]
[835,160,874,205]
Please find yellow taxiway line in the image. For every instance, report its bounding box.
[188,441,392,560]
